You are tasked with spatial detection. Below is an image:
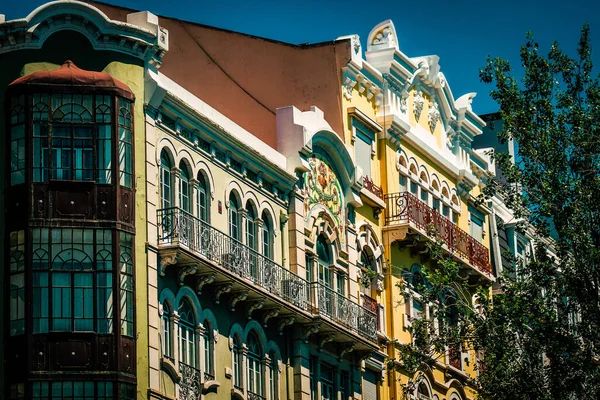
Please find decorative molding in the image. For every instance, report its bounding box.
[262,308,281,328]
[246,300,265,320]
[428,102,440,132]
[319,333,337,349]
[196,273,216,295]
[177,264,197,286]
[214,283,233,304]
[229,291,248,311]
[159,252,178,276]
[338,342,356,360]
[302,323,321,343]
[413,90,425,121]
[343,76,356,100]
[278,316,295,335]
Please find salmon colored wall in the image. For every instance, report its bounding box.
[91,1,350,149]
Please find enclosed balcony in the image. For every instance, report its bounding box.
[384,192,492,277]
[157,207,378,348]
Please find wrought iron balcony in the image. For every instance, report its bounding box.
[310,282,377,341]
[363,176,384,199]
[157,207,311,311]
[448,344,462,370]
[157,207,378,345]
[179,362,201,400]
[248,391,267,400]
[384,192,492,275]
[362,294,380,331]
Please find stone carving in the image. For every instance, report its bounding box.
[246,300,265,320]
[413,90,425,121]
[196,273,216,295]
[278,316,295,335]
[372,25,396,47]
[428,102,440,132]
[343,76,356,99]
[214,283,232,304]
[229,291,248,311]
[262,308,281,327]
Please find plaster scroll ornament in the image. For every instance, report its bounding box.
[428,102,440,132]
[413,90,425,121]
[353,34,361,54]
[400,95,408,113]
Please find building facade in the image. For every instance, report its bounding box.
[0,2,495,400]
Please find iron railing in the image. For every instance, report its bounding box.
[179,362,201,400]
[157,207,378,343]
[157,207,311,311]
[363,176,384,199]
[448,344,462,370]
[203,371,214,382]
[362,294,380,331]
[384,192,492,275]
[311,282,377,341]
[248,392,266,400]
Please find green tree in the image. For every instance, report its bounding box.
[395,24,600,400]
[476,23,600,399]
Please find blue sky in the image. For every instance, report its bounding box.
[3,0,599,115]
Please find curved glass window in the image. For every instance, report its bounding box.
[30,228,114,333]
[178,299,197,368]
[21,93,129,184]
[9,230,25,335]
[247,332,263,397]
[9,95,25,185]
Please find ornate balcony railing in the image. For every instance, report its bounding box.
[248,391,266,400]
[311,282,377,341]
[157,207,311,311]
[363,176,384,199]
[179,362,201,400]
[384,192,492,275]
[448,344,462,370]
[362,294,380,331]
[203,371,214,382]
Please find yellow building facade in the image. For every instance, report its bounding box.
[0,3,493,400]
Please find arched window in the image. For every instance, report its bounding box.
[246,202,257,250]
[232,336,243,389]
[179,162,191,213]
[197,172,210,223]
[317,236,332,287]
[268,351,278,400]
[261,211,274,260]
[162,303,172,361]
[178,299,197,368]
[417,380,432,400]
[229,194,241,241]
[159,150,172,209]
[247,332,263,397]
[202,321,214,379]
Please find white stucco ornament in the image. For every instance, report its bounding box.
[367,20,399,51]
[428,102,440,132]
[413,90,425,121]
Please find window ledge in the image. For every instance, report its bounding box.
[359,187,386,210]
[203,379,220,393]
[160,357,181,382]
[231,387,246,400]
